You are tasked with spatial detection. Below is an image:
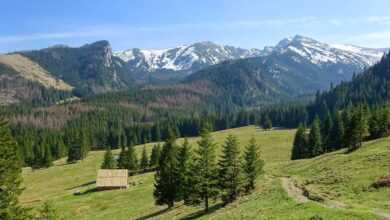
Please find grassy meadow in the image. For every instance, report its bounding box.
[21,126,389,219]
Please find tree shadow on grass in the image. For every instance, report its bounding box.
[66,180,96,190]
[135,207,170,220]
[180,203,224,220]
[73,186,128,196]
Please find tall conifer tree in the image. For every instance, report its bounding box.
[308,116,323,157]
[149,144,161,168]
[186,129,219,211]
[140,146,149,171]
[153,130,179,208]
[242,137,263,192]
[329,112,344,150]
[0,120,26,220]
[177,138,192,201]
[291,124,307,160]
[101,147,117,169]
[218,135,242,204]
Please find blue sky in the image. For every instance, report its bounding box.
[1,0,390,52]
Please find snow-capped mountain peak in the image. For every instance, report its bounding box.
[114,42,262,73]
[272,35,385,67]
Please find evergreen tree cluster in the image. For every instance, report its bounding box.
[101,142,163,174]
[154,129,264,211]
[6,105,291,169]
[292,104,390,159]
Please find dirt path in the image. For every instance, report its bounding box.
[280,177,390,219]
[280,177,308,204]
[374,209,390,220]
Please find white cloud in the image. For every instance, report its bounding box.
[346,31,390,48]
[0,17,321,44]
[0,27,125,44]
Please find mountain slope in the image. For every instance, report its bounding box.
[18,41,133,96]
[0,54,73,91]
[0,54,74,105]
[312,51,390,111]
[185,57,296,106]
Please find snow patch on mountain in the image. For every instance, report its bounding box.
[114,42,262,72]
[272,35,385,67]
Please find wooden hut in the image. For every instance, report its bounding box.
[96,169,128,189]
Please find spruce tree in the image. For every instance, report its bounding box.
[329,112,344,150]
[117,146,128,169]
[369,110,382,139]
[291,124,307,160]
[242,137,263,193]
[308,116,323,157]
[80,130,89,159]
[155,123,162,141]
[149,144,161,168]
[262,116,272,130]
[43,143,53,168]
[0,120,26,220]
[186,129,219,212]
[379,106,390,137]
[218,135,242,204]
[126,146,139,171]
[153,130,179,208]
[67,142,81,163]
[320,112,333,152]
[341,108,352,149]
[348,107,369,152]
[177,138,192,201]
[67,131,89,163]
[101,147,117,169]
[140,146,149,171]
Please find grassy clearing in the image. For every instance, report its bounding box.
[21,126,387,219]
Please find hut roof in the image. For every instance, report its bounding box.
[96,169,128,188]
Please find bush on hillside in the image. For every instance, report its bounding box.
[372,174,390,188]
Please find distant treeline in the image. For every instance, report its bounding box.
[8,102,304,168]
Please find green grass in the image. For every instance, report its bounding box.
[21,126,389,219]
[282,136,390,214]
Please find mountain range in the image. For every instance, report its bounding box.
[115,35,386,84]
[0,35,387,106]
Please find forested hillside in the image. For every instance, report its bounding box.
[311,52,390,113]
[290,52,390,161]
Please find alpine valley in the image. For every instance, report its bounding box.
[3,1,390,220]
[2,34,390,220]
